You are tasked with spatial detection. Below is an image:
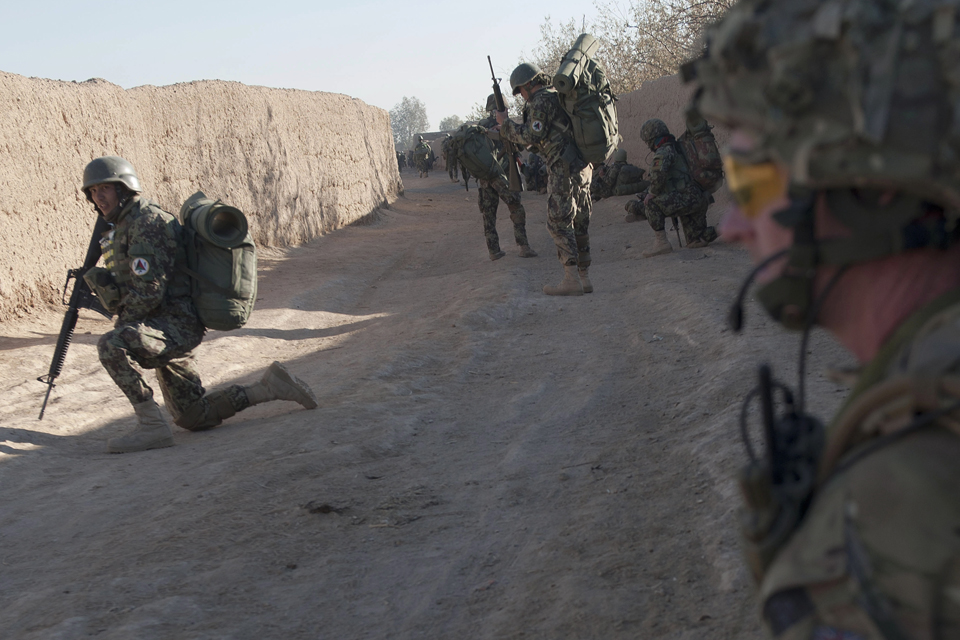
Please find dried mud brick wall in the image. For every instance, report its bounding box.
[0,72,401,323]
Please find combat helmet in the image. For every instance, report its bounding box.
[639,119,670,147]
[485,93,498,112]
[510,62,542,95]
[82,156,141,201]
[685,0,960,329]
[613,149,627,163]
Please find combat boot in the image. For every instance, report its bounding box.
[543,265,584,296]
[518,245,538,258]
[107,400,175,453]
[642,230,673,258]
[244,362,318,409]
[489,250,506,261]
[578,268,593,294]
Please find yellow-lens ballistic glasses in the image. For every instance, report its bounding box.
[723,155,787,219]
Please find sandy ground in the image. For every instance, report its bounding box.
[0,169,854,639]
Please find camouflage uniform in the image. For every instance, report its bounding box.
[590,161,648,201]
[758,294,960,639]
[443,137,458,181]
[97,196,251,430]
[644,139,716,244]
[475,113,530,256]
[500,85,592,268]
[414,141,431,177]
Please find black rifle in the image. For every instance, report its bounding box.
[671,217,683,247]
[487,56,524,193]
[38,215,112,419]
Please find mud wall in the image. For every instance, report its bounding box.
[0,72,401,323]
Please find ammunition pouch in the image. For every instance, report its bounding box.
[83,267,120,314]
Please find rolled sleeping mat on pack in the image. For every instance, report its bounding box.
[553,33,600,94]
[180,192,249,249]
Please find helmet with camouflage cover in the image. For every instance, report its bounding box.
[613,149,627,163]
[640,119,670,147]
[685,0,960,329]
[82,156,141,202]
[485,93,498,112]
[510,62,543,95]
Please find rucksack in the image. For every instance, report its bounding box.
[450,125,505,181]
[677,111,724,193]
[553,33,621,166]
[178,191,257,331]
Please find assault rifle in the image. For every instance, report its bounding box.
[38,215,112,419]
[487,56,524,192]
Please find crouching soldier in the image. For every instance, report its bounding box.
[81,156,317,453]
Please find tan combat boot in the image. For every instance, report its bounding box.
[518,245,538,258]
[543,265,584,296]
[642,230,673,258]
[578,268,593,294]
[244,362,318,409]
[107,400,175,453]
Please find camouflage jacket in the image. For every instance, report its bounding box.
[499,86,576,169]
[413,142,431,159]
[101,196,193,326]
[648,140,696,196]
[758,290,960,639]
[591,161,648,200]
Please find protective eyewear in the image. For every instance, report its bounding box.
[723,155,787,219]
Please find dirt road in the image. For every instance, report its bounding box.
[0,171,852,639]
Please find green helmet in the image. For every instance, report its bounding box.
[613,149,627,163]
[686,0,960,329]
[640,119,669,146]
[82,156,141,200]
[485,93,498,112]
[510,62,542,95]
[417,135,424,142]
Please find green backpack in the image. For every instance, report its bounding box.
[451,125,505,181]
[178,191,257,331]
[553,33,621,166]
[677,110,725,194]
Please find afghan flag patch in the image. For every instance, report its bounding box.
[131,257,151,277]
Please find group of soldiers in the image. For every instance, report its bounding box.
[67,0,960,636]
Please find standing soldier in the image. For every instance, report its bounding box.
[496,63,593,295]
[476,93,537,261]
[636,119,716,257]
[688,0,960,637]
[80,156,317,453]
[413,135,431,178]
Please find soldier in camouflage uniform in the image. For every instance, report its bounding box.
[476,93,537,260]
[442,133,459,182]
[497,63,593,296]
[688,1,960,638]
[413,135,431,178]
[81,156,317,453]
[590,149,649,201]
[636,119,716,257]
[523,153,547,194]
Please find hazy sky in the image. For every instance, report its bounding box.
[1,0,603,132]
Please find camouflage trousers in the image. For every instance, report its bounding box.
[546,161,592,267]
[416,158,429,176]
[644,186,716,244]
[478,173,529,254]
[447,152,459,181]
[97,311,250,431]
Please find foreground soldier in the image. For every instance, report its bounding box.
[81,156,317,453]
[497,62,593,295]
[636,119,715,257]
[689,1,960,637]
[477,93,537,260]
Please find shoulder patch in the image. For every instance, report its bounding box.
[131,257,151,277]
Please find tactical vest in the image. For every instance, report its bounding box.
[101,199,191,304]
[664,143,698,193]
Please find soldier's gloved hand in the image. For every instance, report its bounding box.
[83,267,120,314]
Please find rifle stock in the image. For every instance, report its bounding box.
[488,56,524,192]
[38,215,111,419]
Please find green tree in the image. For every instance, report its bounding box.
[438,115,464,131]
[389,96,429,147]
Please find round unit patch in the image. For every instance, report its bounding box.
[131,257,151,277]
[532,120,544,133]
